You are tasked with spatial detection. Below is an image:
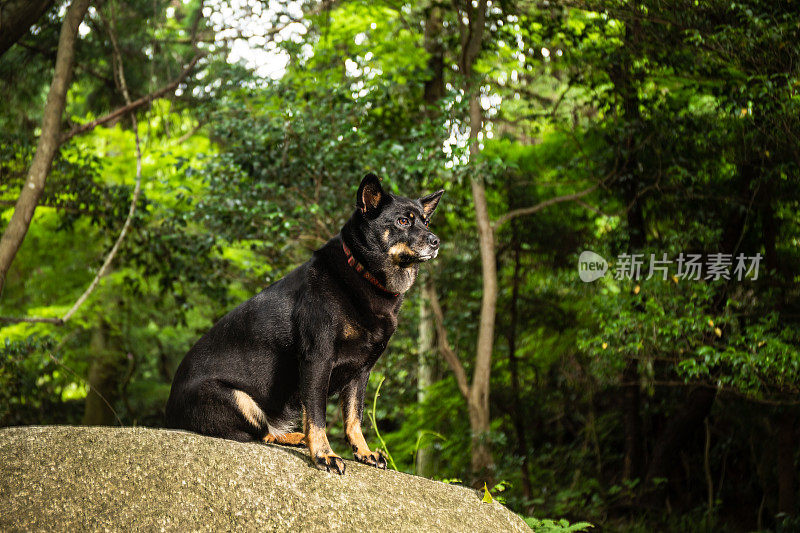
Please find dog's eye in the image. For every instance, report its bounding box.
[397,217,410,227]
[422,219,429,227]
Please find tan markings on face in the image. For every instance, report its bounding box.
[233,390,266,429]
[382,229,390,243]
[341,392,370,455]
[388,242,414,262]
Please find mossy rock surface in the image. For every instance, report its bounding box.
[0,425,529,532]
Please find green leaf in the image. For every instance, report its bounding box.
[482,482,493,503]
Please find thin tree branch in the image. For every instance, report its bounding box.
[575,199,611,218]
[61,9,143,323]
[60,53,203,144]
[423,278,470,399]
[48,347,124,426]
[172,121,205,145]
[0,316,65,324]
[493,183,599,231]
[0,199,90,215]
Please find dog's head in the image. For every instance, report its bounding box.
[344,173,444,294]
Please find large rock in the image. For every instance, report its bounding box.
[0,426,529,532]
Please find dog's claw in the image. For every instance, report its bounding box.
[315,453,346,475]
[354,449,387,469]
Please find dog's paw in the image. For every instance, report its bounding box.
[353,448,387,469]
[314,452,346,475]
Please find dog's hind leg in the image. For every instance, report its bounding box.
[171,382,266,442]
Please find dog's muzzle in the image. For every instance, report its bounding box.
[417,233,440,261]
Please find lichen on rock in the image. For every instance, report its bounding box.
[0,426,530,532]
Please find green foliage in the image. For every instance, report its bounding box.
[1,336,58,426]
[368,375,397,471]
[2,0,800,531]
[523,516,593,533]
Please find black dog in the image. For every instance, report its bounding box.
[165,174,443,474]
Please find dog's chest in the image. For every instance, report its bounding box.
[337,312,397,366]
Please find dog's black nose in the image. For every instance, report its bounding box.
[427,233,440,248]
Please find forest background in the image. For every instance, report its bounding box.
[1,0,799,531]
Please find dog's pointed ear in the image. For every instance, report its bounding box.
[357,173,384,214]
[420,189,444,218]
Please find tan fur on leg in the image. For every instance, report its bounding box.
[232,390,266,429]
[304,408,345,473]
[263,432,306,446]
[341,390,386,469]
[341,395,371,456]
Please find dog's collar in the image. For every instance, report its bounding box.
[341,240,399,297]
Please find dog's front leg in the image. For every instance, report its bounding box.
[340,370,387,469]
[299,349,345,474]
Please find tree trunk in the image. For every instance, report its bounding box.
[507,224,532,500]
[458,0,493,479]
[416,274,435,477]
[644,388,716,492]
[468,100,496,476]
[467,396,493,477]
[622,360,644,481]
[0,0,56,58]
[82,322,123,426]
[610,21,647,486]
[0,0,90,297]
[620,156,645,483]
[422,4,445,105]
[777,411,797,516]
